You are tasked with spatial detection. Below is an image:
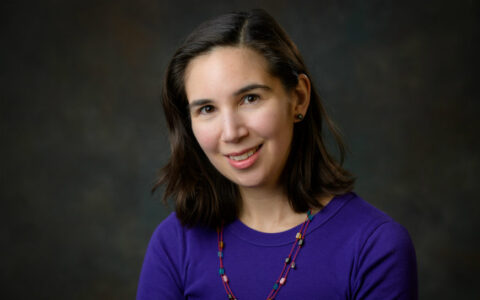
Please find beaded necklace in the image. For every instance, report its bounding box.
[217,210,314,300]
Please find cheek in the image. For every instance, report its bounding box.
[253,107,293,141]
[192,123,218,153]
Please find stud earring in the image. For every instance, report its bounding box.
[296,114,304,121]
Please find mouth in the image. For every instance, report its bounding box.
[226,145,262,161]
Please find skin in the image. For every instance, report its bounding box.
[184,46,322,232]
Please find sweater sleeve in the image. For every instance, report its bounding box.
[353,221,418,300]
[137,214,185,300]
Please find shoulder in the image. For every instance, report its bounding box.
[339,193,392,222]
[338,193,414,248]
[332,193,406,236]
[148,212,216,257]
[151,212,184,240]
[324,193,416,269]
[335,193,418,298]
[145,213,182,253]
[143,213,187,266]
[138,212,217,299]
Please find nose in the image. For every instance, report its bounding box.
[221,111,248,143]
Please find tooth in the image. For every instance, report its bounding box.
[230,147,257,161]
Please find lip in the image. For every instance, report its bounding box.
[224,145,261,157]
[225,144,262,170]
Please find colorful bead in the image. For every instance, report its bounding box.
[307,211,314,221]
[217,210,312,300]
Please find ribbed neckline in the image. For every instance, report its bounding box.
[224,192,355,247]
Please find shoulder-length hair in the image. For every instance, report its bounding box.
[154,9,354,228]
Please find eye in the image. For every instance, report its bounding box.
[199,105,215,114]
[242,94,260,104]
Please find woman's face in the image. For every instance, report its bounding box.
[184,46,303,191]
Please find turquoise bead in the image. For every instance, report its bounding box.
[307,210,313,220]
[219,268,225,275]
[273,283,279,290]
[218,251,223,258]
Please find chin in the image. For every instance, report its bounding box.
[229,174,269,189]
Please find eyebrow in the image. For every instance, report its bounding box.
[188,83,272,110]
[233,83,272,96]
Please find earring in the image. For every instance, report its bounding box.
[296,113,304,121]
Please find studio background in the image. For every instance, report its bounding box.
[2,0,478,299]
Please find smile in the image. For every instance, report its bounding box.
[228,145,261,161]
[225,145,262,170]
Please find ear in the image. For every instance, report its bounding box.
[291,74,311,122]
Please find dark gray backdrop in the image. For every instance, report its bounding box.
[2,0,479,299]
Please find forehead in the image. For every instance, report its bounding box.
[184,46,276,101]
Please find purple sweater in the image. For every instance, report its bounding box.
[137,193,418,299]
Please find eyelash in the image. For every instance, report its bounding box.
[242,94,260,104]
[199,105,215,114]
[196,94,260,115]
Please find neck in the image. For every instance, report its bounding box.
[238,186,307,233]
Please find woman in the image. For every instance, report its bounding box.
[137,9,417,300]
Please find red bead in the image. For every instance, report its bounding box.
[217,215,311,300]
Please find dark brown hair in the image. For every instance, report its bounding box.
[154,9,354,228]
